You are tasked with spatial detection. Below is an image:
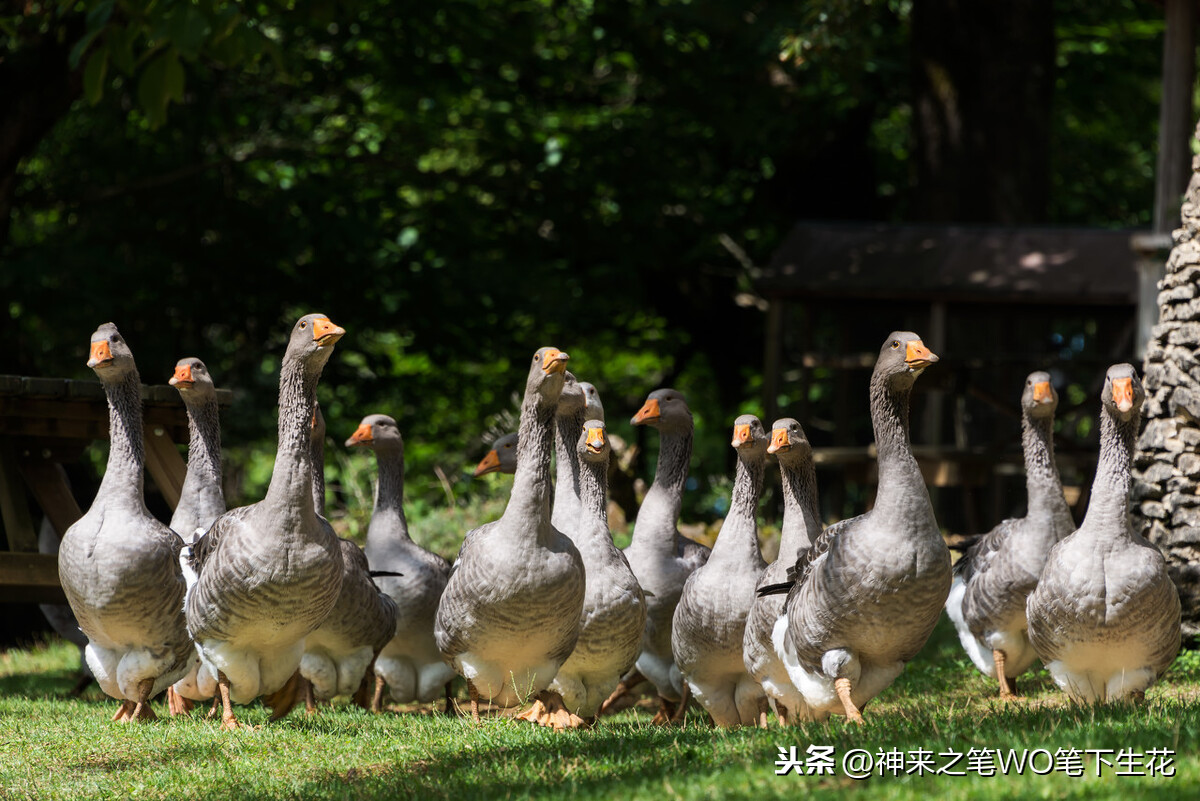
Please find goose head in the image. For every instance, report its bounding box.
[169,357,216,401]
[578,419,609,465]
[1021,370,1058,420]
[767,417,812,461]
[527,346,570,407]
[87,322,136,379]
[877,331,938,388]
[731,414,770,457]
[579,382,605,421]
[557,371,586,417]
[474,432,518,476]
[1103,363,1144,424]
[346,413,405,454]
[632,388,692,433]
[286,313,345,373]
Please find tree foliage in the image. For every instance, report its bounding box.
[0,0,1170,527]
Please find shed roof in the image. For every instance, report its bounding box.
[758,222,1145,305]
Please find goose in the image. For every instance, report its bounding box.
[185,313,346,729]
[298,404,398,712]
[434,347,586,728]
[607,389,709,723]
[346,413,457,711]
[56,322,195,722]
[945,371,1074,699]
[743,418,820,725]
[672,414,769,727]
[474,433,519,477]
[765,332,948,723]
[165,357,227,715]
[548,419,647,720]
[579,381,604,420]
[1026,364,1181,702]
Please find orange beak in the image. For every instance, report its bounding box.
[169,364,194,387]
[586,427,606,453]
[541,348,569,374]
[474,449,502,477]
[905,340,938,370]
[87,340,113,368]
[313,317,345,345]
[1113,377,1134,413]
[1032,381,1052,403]
[345,422,373,446]
[732,423,752,448]
[632,398,661,425]
[768,427,790,454]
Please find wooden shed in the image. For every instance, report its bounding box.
[756,222,1143,536]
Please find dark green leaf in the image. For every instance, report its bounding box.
[82,44,110,106]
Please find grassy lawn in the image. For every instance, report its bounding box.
[1,618,1197,800]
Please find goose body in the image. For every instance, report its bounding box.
[549,419,647,718]
[185,314,346,728]
[435,347,586,721]
[347,414,456,705]
[672,415,769,727]
[622,389,710,713]
[57,323,195,721]
[743,418,819,724]
[1026,364,1181,701]
[772,333,949,722]
[945,372,1074,696]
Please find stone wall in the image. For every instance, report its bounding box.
[1134,129,1200,644]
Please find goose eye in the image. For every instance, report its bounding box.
[891,340,899,349]
[300,321,307,329]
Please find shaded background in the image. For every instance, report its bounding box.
[0,0,1174,620]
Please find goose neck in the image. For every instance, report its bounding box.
[174,395,225,526]
[575,455,610,548]
[778,455,820,561]
[1022,413,1070,521]
[506,392,556,541]
[1082,407,1138,537]
[263,354,321,519]
[96,370,146,504]
[710,451,765,565]
[552,405,585,533]
[869,372,929,519]
[367,446,410,544]
[630,427,692,550]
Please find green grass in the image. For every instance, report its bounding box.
[1,620,1197,800]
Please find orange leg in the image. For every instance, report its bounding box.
[834,677,864,724]
[217,671,241,731]
[468,680,481,725]
[129,678,158,722]
[993,650,1016,700]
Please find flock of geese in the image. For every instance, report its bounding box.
[52,315,1183,730]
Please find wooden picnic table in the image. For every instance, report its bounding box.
[0,375,232,603]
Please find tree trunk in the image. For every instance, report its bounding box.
[910,0,1055,223]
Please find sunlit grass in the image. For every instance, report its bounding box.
[1,622,1197,800]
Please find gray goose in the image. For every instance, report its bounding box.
[672,414,769,727]
[945,371,1074,699]
[346,413,456,710]
[299,403,398,711]
[474,433,519,477]
[1026,364,1181,702]
[185,313,346,729]
[743,418,820,725]
[609,389,709,723]
[548,419,647,719]
[57,322,195,722]
[166,357,227,714]
[434,347,586,728]
[767,332,948,723]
